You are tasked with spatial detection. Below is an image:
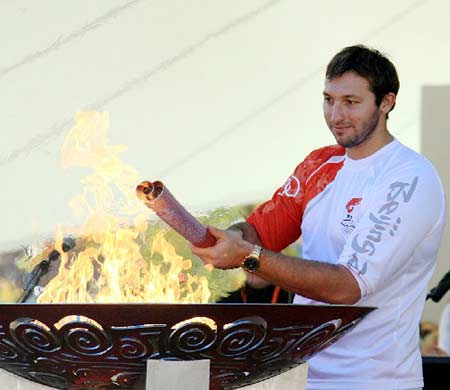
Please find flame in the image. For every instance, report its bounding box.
[37,111,214,304]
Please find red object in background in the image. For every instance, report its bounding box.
[136,180,216,248]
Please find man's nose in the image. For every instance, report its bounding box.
[330,103,344,123]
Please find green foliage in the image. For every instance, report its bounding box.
[139,206,248,302]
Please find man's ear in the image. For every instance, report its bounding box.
[380,92,396,115]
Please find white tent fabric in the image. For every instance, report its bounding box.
[1,1,449,319]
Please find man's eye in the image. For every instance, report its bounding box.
[347,100,357,104]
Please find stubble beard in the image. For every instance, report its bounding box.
[335,108,380,148]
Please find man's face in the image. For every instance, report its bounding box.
[323,71,381,149]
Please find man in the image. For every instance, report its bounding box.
[191,45,447,389]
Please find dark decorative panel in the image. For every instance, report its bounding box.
[0,304,374,389]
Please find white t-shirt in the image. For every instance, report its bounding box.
[248,139,446,390]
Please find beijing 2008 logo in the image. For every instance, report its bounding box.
[278,175,301,197]
[341,197,363,234]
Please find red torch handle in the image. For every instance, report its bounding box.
[136,181,217,248]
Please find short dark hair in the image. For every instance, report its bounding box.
[326,45,400,115]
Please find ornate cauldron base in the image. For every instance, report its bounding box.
[0,303,374,389]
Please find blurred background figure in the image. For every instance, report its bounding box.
[420,321,448,357]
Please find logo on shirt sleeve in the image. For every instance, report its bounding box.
[278,175,301,197]
[341,197,363,234]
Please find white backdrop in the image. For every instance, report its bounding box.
[1,1,449,318]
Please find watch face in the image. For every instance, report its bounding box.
[243,256,259,272]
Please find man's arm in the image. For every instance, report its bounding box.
[192,226,361,304]
[227,222,261,245]
[227,222,271,289]
[252,247,361,304]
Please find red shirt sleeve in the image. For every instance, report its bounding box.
[247,174,304,251]
[247,145,345,251]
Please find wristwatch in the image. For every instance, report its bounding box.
[242,245,262,273]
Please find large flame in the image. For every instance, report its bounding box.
[36,112,219,304]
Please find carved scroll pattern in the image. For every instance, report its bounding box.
[0,314,363,389]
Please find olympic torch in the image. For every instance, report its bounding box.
[136,181,216,248]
